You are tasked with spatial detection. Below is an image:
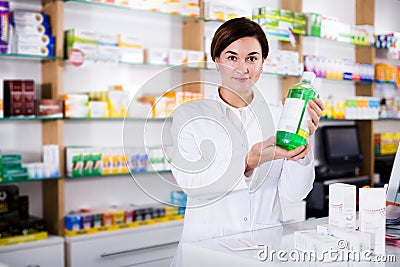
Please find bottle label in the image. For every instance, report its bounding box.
[277,98,305,134]
[299,110,310,139]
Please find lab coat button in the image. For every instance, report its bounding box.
[244,217,247,221]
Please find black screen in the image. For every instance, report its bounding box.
[322,126,363,167]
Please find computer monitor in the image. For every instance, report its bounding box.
[321,125,364,168]
[386,145,400,206]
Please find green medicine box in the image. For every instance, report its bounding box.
[280,9,294,22]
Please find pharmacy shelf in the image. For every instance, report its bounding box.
[64,0,200,21]
[64,0,300,43]
[316,77,398,88]
[204,19,298,42]
[8,0,45,5]
[376,80,397,84]
[65,170,172,180]
[0,53,62,61]
[65,60,207,71]
[119,61,205,70]
[303,35,374,47]
[63,117,171,121]
[0,171,173,184]
[0,117,60,121]
[66,59,302,77]
[0,177,61,185]
[377,118,400,121]
[0,117,171,122]
[375,80,398,87]
[375,154,396,159]
[316,77,373,84]
[321,118,400,122]
[321,118,375,121]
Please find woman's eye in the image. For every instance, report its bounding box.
[247,56,257,62]
[227,56,237,61]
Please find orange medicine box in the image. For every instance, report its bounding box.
[102,211,113,227]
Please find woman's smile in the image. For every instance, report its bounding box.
[233,77,250,81]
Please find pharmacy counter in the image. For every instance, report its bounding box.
[66,220,183,267]
[0,235,64,267]
[182,217,400,266]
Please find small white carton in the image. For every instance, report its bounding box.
[294,230,342,262]
[359,188,386,255]
[43,145,60,178]
[329,183,356,229]
[317,224,371,253]
[146,48,168,65]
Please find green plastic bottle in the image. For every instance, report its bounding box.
[276,71,319,150]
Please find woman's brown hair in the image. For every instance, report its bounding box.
[211,17,269,61]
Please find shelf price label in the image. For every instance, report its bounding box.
[69,48,84,67]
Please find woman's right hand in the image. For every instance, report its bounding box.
[245,136,310,173]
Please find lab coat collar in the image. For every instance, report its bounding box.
[215,87,254,121]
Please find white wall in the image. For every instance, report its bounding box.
[374,0,400,34]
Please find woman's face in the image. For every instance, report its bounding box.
[215,36,264,93]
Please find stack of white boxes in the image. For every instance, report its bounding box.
[12,10,55,56]
[294,183,387,259]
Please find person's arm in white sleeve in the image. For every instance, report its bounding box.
[278,149,315,202]
[170,106,248,200]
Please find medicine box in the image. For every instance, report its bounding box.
[145,48,168,65]
[98,45,120,64]
[15,33,55,46]
[15,43,54,57]
[186,50,205,68]
[102,211,113,227]
[181,4,199,17]
[329,183,356,229]
[99,33,118,47]
[168,48,186,65]
[80,213,93,230]
[317,224,371,253]
[204,2,225,21]
[118,33,142,48]
[14,23,51,35]
[65,214,82,231]
[65,28,99,59]
[306,13,322,37]
[359,188,386,255]
[42,145,60,178]
[12,11,49,25]
[119,47,144,63]
[294,230,342,262]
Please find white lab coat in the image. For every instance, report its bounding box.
[169,90,315,267]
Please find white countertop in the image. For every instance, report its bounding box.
[182,217,400,266]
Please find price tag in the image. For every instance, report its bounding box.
[69,48,84,67]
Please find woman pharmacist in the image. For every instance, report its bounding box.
[169,17,324,266]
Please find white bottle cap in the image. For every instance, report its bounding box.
[302,71,316,84]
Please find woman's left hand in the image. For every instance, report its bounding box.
[307,98,325,136]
